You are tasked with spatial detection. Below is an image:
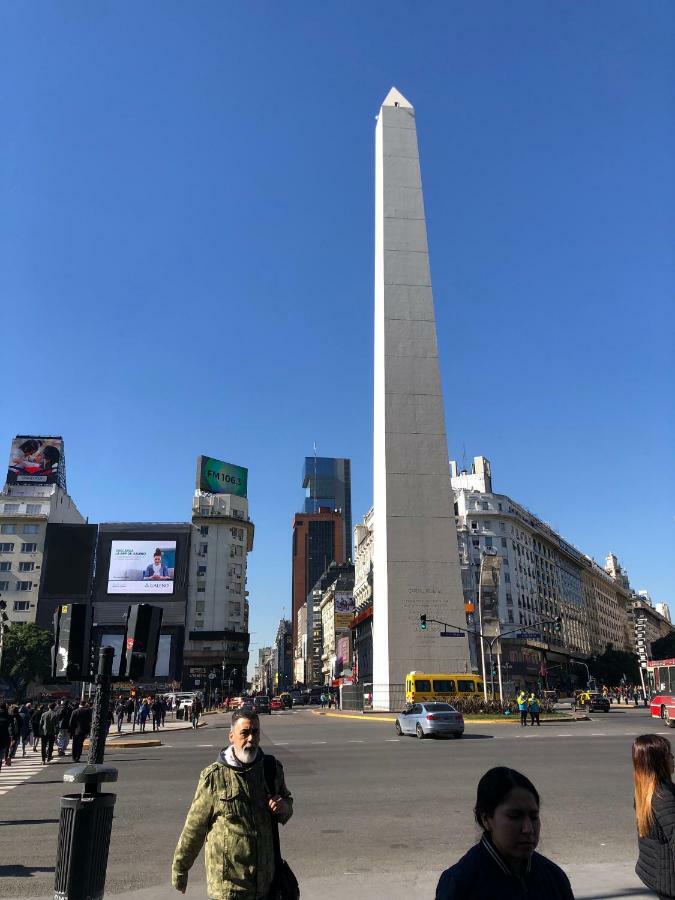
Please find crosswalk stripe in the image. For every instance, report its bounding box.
[0,753,50,797]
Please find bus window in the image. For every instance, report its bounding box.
[457,680,476,693]
[659,668,670,693]
[415,680,431,692]
[433,680,455,692]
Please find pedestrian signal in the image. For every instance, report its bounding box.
[554,615,562,634]
[420,614,427,630]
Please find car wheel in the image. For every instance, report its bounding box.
[395,721,402,735]
[416,723,425,740]
[453,732,463,739]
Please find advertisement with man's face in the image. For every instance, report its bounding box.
[7,436,65,487]
[107,541,176,595]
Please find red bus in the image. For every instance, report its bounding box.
[647,659,675,726]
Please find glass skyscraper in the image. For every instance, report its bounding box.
[302,456,352,558]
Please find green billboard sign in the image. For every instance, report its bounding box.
[197,456,248,497]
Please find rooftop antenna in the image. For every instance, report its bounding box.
[313,441,318,513]
[461,442,467,473]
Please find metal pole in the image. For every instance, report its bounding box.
[488,642,495,699]
[478,554,487,700]
[89,646,114,766]
[497,650,504,700]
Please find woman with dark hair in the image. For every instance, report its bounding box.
[436,767,574,899]
[633,734,675,898]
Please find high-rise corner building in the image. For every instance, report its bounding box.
[182,457,255,694]
[302,457,352,559]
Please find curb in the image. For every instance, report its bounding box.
[82,738,162,750]
[312,710,590,725]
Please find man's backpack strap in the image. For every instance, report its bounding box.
[263,753,281,865]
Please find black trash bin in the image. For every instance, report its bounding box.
[54,792,116,900]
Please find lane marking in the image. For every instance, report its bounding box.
[386,739,400,742]
[311,741,327,745]
[348,740,364,743]
[591,733,606,736]
[196,744,214,748]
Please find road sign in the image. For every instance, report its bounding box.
[440,631,464,637]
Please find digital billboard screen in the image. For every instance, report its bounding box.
[107,540,177,595]
[197,456,247,498]
[7,435,65,488]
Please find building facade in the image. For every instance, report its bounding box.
[352,509,374,683]
[291,508,345,652]
[183,490,254,694]
[303,457,352,559]
[0,484,86,626]
[319,569,355,684]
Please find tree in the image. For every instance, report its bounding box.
[0,623,53,698]
[588,646,640,687]
[651,633,675,661]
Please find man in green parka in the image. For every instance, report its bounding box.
[172,708,293,899]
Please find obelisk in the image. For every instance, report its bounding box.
[372,88,470,710]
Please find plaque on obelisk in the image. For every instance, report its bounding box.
[372,88,470,710]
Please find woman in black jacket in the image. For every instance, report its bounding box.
[633,733,675,899]
[436,767,574,900]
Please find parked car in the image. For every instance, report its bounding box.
[252,695,271,715]
[395,702,464,739]
[270,697,283,711]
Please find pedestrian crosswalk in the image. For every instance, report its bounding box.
[0,751,49,797]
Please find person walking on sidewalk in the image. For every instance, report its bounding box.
[56,699,72,757]
[18,703,32,756]
[517,691,529,727]
[191,696,203,730]
[633,733,675,899]
[31,705,42,752]
[0,702,14,772]
[435,767,574,899]
[138,699,151,733]
[151,696,163,732]
[528,694,541,727]
[7,705,21,760]
[69,700,92,762]
[39,702,59,763]
[115,697,125,733]
[172,708,294,898]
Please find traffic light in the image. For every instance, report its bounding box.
[121,604,163,680]
[52,603,91,680]
[553,616,562,634]
[420,614,427,630]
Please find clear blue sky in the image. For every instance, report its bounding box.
[2,2,674,672]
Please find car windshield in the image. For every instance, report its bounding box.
[424,702,455,712]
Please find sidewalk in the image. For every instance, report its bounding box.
[19,862,650,900]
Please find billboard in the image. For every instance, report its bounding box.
[107,540,177,595]
[197,456,248,498]
[334,591,355,629]
[7,435,65,488]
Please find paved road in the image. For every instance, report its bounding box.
[0,704,664,899]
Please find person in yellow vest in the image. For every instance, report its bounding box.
[528,693,541,726]
[517,691,529,727]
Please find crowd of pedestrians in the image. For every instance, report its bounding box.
[0,698,94,767]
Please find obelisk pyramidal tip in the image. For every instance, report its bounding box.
[372,87,470,710]
[381,87,413,109]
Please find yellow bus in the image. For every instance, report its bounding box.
[405,672,485,704]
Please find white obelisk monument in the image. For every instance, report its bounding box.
[372,88,470,710]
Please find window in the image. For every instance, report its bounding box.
[26,504,42,515]
[232,582,242,594]
[500,522,506,532]
[0,543,14,553]
[197,565,207,577]
[0,580,9,591]
[0,562,10,572]
[506,593,513,605]
[21,543,37,553]
[472,538,479,548]
[17,581,32,591]
[507,611,514,624]
[195,601,205,614]
[199,543,208,556]
[197,585,205,593]
[13,600,30,612]
[23,524,38,534]
[230,545,243,558]
[457,680,476,693]
[471,522,478,532]
[504,573,510,583]
[481,501,489,510]
[3,504,19,514]
[483,521,491,531]
[229,601,241,617]
[432,679,455,692]
[1,525,15,534]
[501,538,507,548]
[18,562,34,572]
[200,526,209,536]
[484,536,493,547]
[498,503,503,511]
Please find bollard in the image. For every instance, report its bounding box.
[54,647,118,900]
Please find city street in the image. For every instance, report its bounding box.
[0,703,664,899]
